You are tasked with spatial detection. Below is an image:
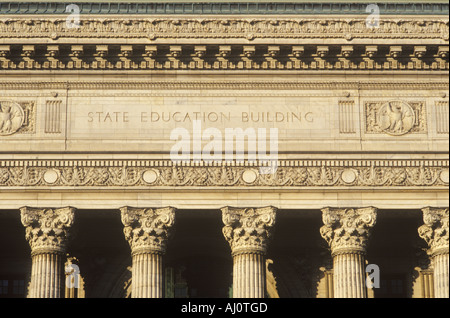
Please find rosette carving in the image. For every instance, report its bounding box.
[221,206,277,255]
[418,207,449,256]
[120,206,176,255]
[20,207,75,255]
[320,207,377,255]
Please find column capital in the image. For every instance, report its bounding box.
[419,207,449,256]
[120,206,176,255]
[20,206,76,256]
[221,206,277,256]
[320,207,377,256]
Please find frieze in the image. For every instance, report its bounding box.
[0,17,448,41]
[0,159,447,188]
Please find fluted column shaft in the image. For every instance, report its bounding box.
[333,252,366,298]
[222,206,277,298]
[121,206,175,298]
[432,252,449,298]
[29,252,64,298]
[419,207,449,298]
[131,252,163,298]
[20,206,75,298]
[320,207,377,298]
[233,252,266,298]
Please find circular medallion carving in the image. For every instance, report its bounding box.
[440,169,449,184]
[378,100,415,136]
[0,101,25,136]
[142,169,158,184]
[43,169,59,184]
[242,169,258,184]
[341,169,357,184]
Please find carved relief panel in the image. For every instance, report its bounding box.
[364,100,427,136]
[0,100,35,136]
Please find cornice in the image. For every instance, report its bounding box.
[0,43,448,72]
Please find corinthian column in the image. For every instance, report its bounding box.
[320,207,377,298]
[418,207,449,298]
[221,206,277,298]
[120,206,175,298]
[20,206,76,298]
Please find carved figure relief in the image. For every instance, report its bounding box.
[0,101,24,135]
[379,101,415,135]
[365,100,427,136]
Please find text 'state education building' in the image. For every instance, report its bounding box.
[0,0,448,298]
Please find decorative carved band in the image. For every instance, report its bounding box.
[0,43,448,72]
[419,207,449,256]
[0,159,448,188]
[0,17,447,41]
[20,206,76,255]
[0,3,448,16]
[222,206,277,255]
[320,207,377,256]
[120,206,176,255]
[0,80,448,91]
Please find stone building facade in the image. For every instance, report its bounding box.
[0,0,448,298]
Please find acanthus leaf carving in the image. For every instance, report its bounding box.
[320,207,377,255]
[20,206,76,255]
[418,207,449,256]
[221,206,277,255]
[120,206,176,255]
